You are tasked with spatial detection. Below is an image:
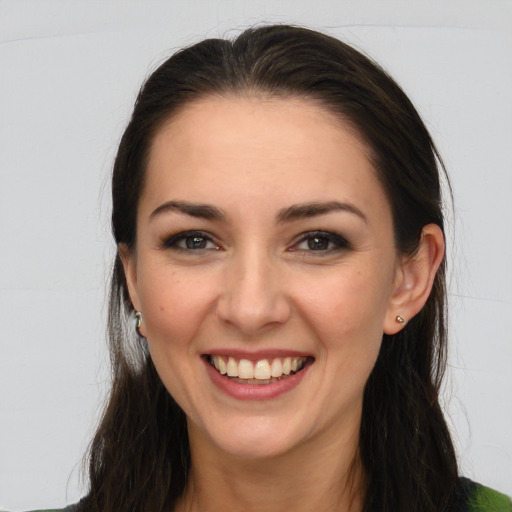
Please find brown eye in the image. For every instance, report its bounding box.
[307,236,331,250]
[292,231,351,253]
[185,236,208,249]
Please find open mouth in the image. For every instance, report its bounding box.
[207,355,312,385]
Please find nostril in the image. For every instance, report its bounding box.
[216,294,291,334]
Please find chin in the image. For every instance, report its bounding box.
[216,434,298,460]
[198,415,308,461]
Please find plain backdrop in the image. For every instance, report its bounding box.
[1,1,511,509]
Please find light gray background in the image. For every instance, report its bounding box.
[1,1,511,509]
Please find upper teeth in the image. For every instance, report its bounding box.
[210,355,308,380]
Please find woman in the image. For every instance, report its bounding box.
[27,25,511,512]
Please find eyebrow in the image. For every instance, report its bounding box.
[276,201,368,224]
[149,199,367,224]
[150,200,225,221]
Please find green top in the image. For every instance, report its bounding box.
[461,479,512,511]
[11,478,512,512]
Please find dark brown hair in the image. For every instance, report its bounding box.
[82,25,457,512]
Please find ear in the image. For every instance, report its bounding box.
[118,243,142,314]
[383,224,445,334]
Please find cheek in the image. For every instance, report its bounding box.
[136,266,221,408]
[301,267,390,328]
[137,265,219,348]
[295,267,390,359]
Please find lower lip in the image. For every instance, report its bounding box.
[204,357,312,401]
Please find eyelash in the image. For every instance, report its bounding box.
[159,230,221,252]
[291,230,351,253]
[159,230,351,254]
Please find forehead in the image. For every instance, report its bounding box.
[143,95,390,221]
[152,94,367,160]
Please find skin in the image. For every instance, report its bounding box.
[121,96,444,511]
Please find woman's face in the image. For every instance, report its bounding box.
[123,96,405,459]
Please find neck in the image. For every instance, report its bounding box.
[176,422,365,512]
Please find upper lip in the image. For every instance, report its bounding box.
[202,349,314,361]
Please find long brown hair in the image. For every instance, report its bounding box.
[81,25,457,512]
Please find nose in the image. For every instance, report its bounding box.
[216,248,291,335]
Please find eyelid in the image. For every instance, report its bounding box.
[159,230,221,251]
[158,229,350,253]
[290,230,351,252]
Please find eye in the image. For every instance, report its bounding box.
[160,230,220,251]
[292,231,350,253]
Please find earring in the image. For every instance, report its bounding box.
[134,311,143,337]
[395,315,405,325]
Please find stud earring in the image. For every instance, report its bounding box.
[134,311,143,337]
[395,315,405,325]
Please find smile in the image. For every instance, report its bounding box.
[208,355,309,385]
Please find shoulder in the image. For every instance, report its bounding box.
[452,477,512,512]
